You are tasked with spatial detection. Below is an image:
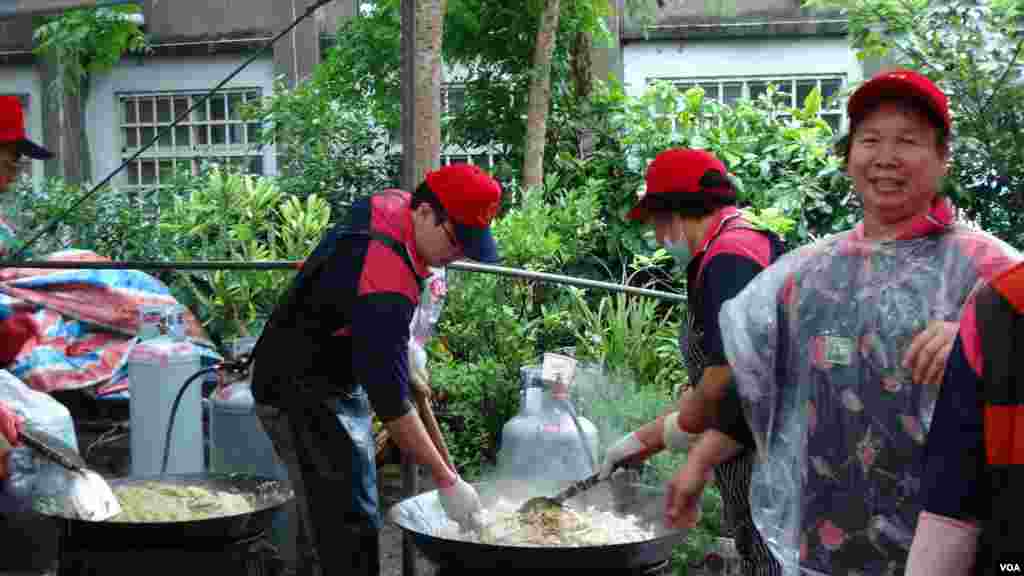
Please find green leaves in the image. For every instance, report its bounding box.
[33,5,149,98]
[159,166,331,343]
[809,0,1024,247]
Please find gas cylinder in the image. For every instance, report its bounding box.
[497,364,600,485]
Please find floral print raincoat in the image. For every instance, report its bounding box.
[718,199,1020,576]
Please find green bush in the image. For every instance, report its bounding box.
[158,166,332,346]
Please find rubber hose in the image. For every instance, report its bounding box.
[160,365,220,476]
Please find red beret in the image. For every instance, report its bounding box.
[424,164,502,263]
[627,148,733,221]
[0,96,53,160]
[847,68,951,135]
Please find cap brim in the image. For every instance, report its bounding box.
[453,222,499,263]
[16,139,53,160]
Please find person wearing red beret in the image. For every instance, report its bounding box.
[0,96,52,259]
[905,261,1024,575]
[711,69,1020,575]
[0,95,52,482]
[249,164,502,576]
[599,147,786,575]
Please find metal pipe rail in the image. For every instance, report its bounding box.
[0,259,686,302]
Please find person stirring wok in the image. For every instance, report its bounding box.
[250,164,501,576]
[598,148,786,575]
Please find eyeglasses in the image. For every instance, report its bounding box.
[441,221,461,251]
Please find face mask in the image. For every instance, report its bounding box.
[663,237,693,268]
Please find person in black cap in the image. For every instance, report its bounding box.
[598,148,786,576]
[250,163,502,576]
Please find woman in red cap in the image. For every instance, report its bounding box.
[0,95,51,477]
[599,147,787,575]
[0,96,53,259]
[249,164,502,576]
[705,69,1020,575]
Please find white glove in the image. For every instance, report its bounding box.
[662,411,692,453]
[438,475,482,522]
[407,341,431,397]
[906,511,979,576]
[599,432,649,479]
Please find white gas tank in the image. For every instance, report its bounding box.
[127,337,203,476]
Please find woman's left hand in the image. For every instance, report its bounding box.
[903,321,958,386]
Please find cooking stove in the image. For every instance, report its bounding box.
[436,559,673,575]
[56,528,279,576]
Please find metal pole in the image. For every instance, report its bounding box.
[399,0,419,574]
[448,261,685,302]
[0,259,686,302]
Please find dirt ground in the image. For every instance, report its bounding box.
[378,464,439,576]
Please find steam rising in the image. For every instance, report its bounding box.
[470,361,676,504]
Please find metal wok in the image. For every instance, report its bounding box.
[387,478,686,570]
[37,472,294,546]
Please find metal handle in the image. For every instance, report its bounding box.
[554,471,603,504]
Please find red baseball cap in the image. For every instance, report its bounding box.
[425,164,502,263]
[0,96,53,160]
[847,68,951,135]
[626,148,735,221]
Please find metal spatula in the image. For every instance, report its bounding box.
[518,468,613,514]
[19,423,122,521]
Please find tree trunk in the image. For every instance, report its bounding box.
[521,0,561,190]
[571,29,593,103]
[414,0,447,184]
[571,28,595,159]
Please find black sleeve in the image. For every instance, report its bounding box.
[350,292,416,422]
[920,335,985,521]
[708,283,786,451]
[700,254,766,366]
[713,381,756,448]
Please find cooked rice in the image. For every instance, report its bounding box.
[435,496,656,547]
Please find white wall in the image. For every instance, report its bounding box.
[621,35,862,99]
[0,65,45,191]
[86,53,276,187]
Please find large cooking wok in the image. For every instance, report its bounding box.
[388,477,685,570]
[39,472,294,546]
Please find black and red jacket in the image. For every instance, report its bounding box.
[251,190,429,422]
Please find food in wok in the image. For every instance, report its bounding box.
[435,496,655,547]
[108,481,253,523]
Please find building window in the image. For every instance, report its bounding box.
[442,84,466,116]
[659,75,847,133]
[118,89,264,192]
[439,84,504,169]
[439,151,506,171]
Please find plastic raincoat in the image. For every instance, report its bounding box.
[719,199,1021,575]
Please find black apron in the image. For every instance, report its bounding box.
[682,216,783,576]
